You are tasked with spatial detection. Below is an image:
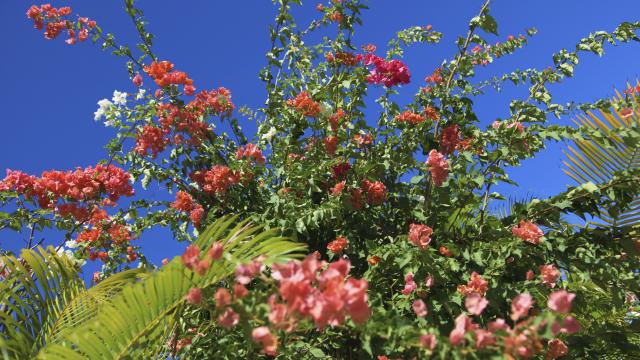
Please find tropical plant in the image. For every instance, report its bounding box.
[0,247,146,359]
[1,215,305,359]
[2,0,640,358]
[563,82,640,239]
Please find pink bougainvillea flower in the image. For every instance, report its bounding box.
[512,220,544,244]
[218,307,240,329]
[449,314,476,346]
[465,293,489,316]
[539,264,561,288]
[181,245,201,270]
[511,293,534,321]
[408,223,433,249]
[252,327,278,356]
[185,287,202,305]
[214,288,231,308]
[401,272,417,295]
[235,260,263,285]
[427,150,449,187]
[412,299,428,317]
[420,334,437,350]
[208,241,224,260]
[547,290,576,313]
[474,329,496,349]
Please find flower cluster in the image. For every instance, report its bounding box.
[512,220,544,245]
[286,91,321,117]
[364,54,411,87]
[236,144,266,165]
[447,290,578,358]
[171,191,205,227]
[0,164,134,209]
[269,252,371,330]
[426,149,449,187]
[361,180,387,205]
[325,51,362,66]
[26,4,96,45]
[191,166,241,196]
[327,235,348,254]
[143,60,195,95]
[134,125,168,158]
[408,223,433,249]
[396,110,425,125]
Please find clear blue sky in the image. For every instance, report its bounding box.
[1,1,640,268]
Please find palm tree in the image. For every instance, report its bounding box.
[563,82,640,237]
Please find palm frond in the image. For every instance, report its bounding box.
[563,81,640,231]
[37,215,307,359]
[0,247,144,359]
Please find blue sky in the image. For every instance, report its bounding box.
[1,0,639,269]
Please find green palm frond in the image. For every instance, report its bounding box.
[37,215,307,359]
[563,81,640,235]
[0,247,145,359]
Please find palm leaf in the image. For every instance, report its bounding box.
[37,215,307,359]
[0,247,145,359]
[563,81,640,235]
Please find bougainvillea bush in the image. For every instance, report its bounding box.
[2,0,640,358]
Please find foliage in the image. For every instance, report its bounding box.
[2,0,640,358]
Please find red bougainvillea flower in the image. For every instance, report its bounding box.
[331,181,345,196]
[252,326,278,356]
[408,223,433,249]
[420,334,437,351]
[546,339,568,359]
[143,60,194,95]
[192,166,241,195]
[511,293,534,321]
[425,68,443,84]
[412,299,428,317]
[135,125,168,158]
[324,136,338,156]
[185,287,203,305]
[512,220,544,244]
[361,180,386,205]
[364,54,411,87]
[424,106,440,121]
[189,205,204,227]
[171,191,195,212]
[465,293,489,316]
[548,290,576,313]
[353,133,373,147]
[458,272,489,296]
[440,124,462,155]
[328,108,346,132]
[552,316,581,335]
[236,143,266,164]
[427,150,449,187]
[539,264,560,288]
[286,91,320,117]
[331,163,351,180]
[327,235,348,254]
[368,255,381,266]
[396,110,425,125]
